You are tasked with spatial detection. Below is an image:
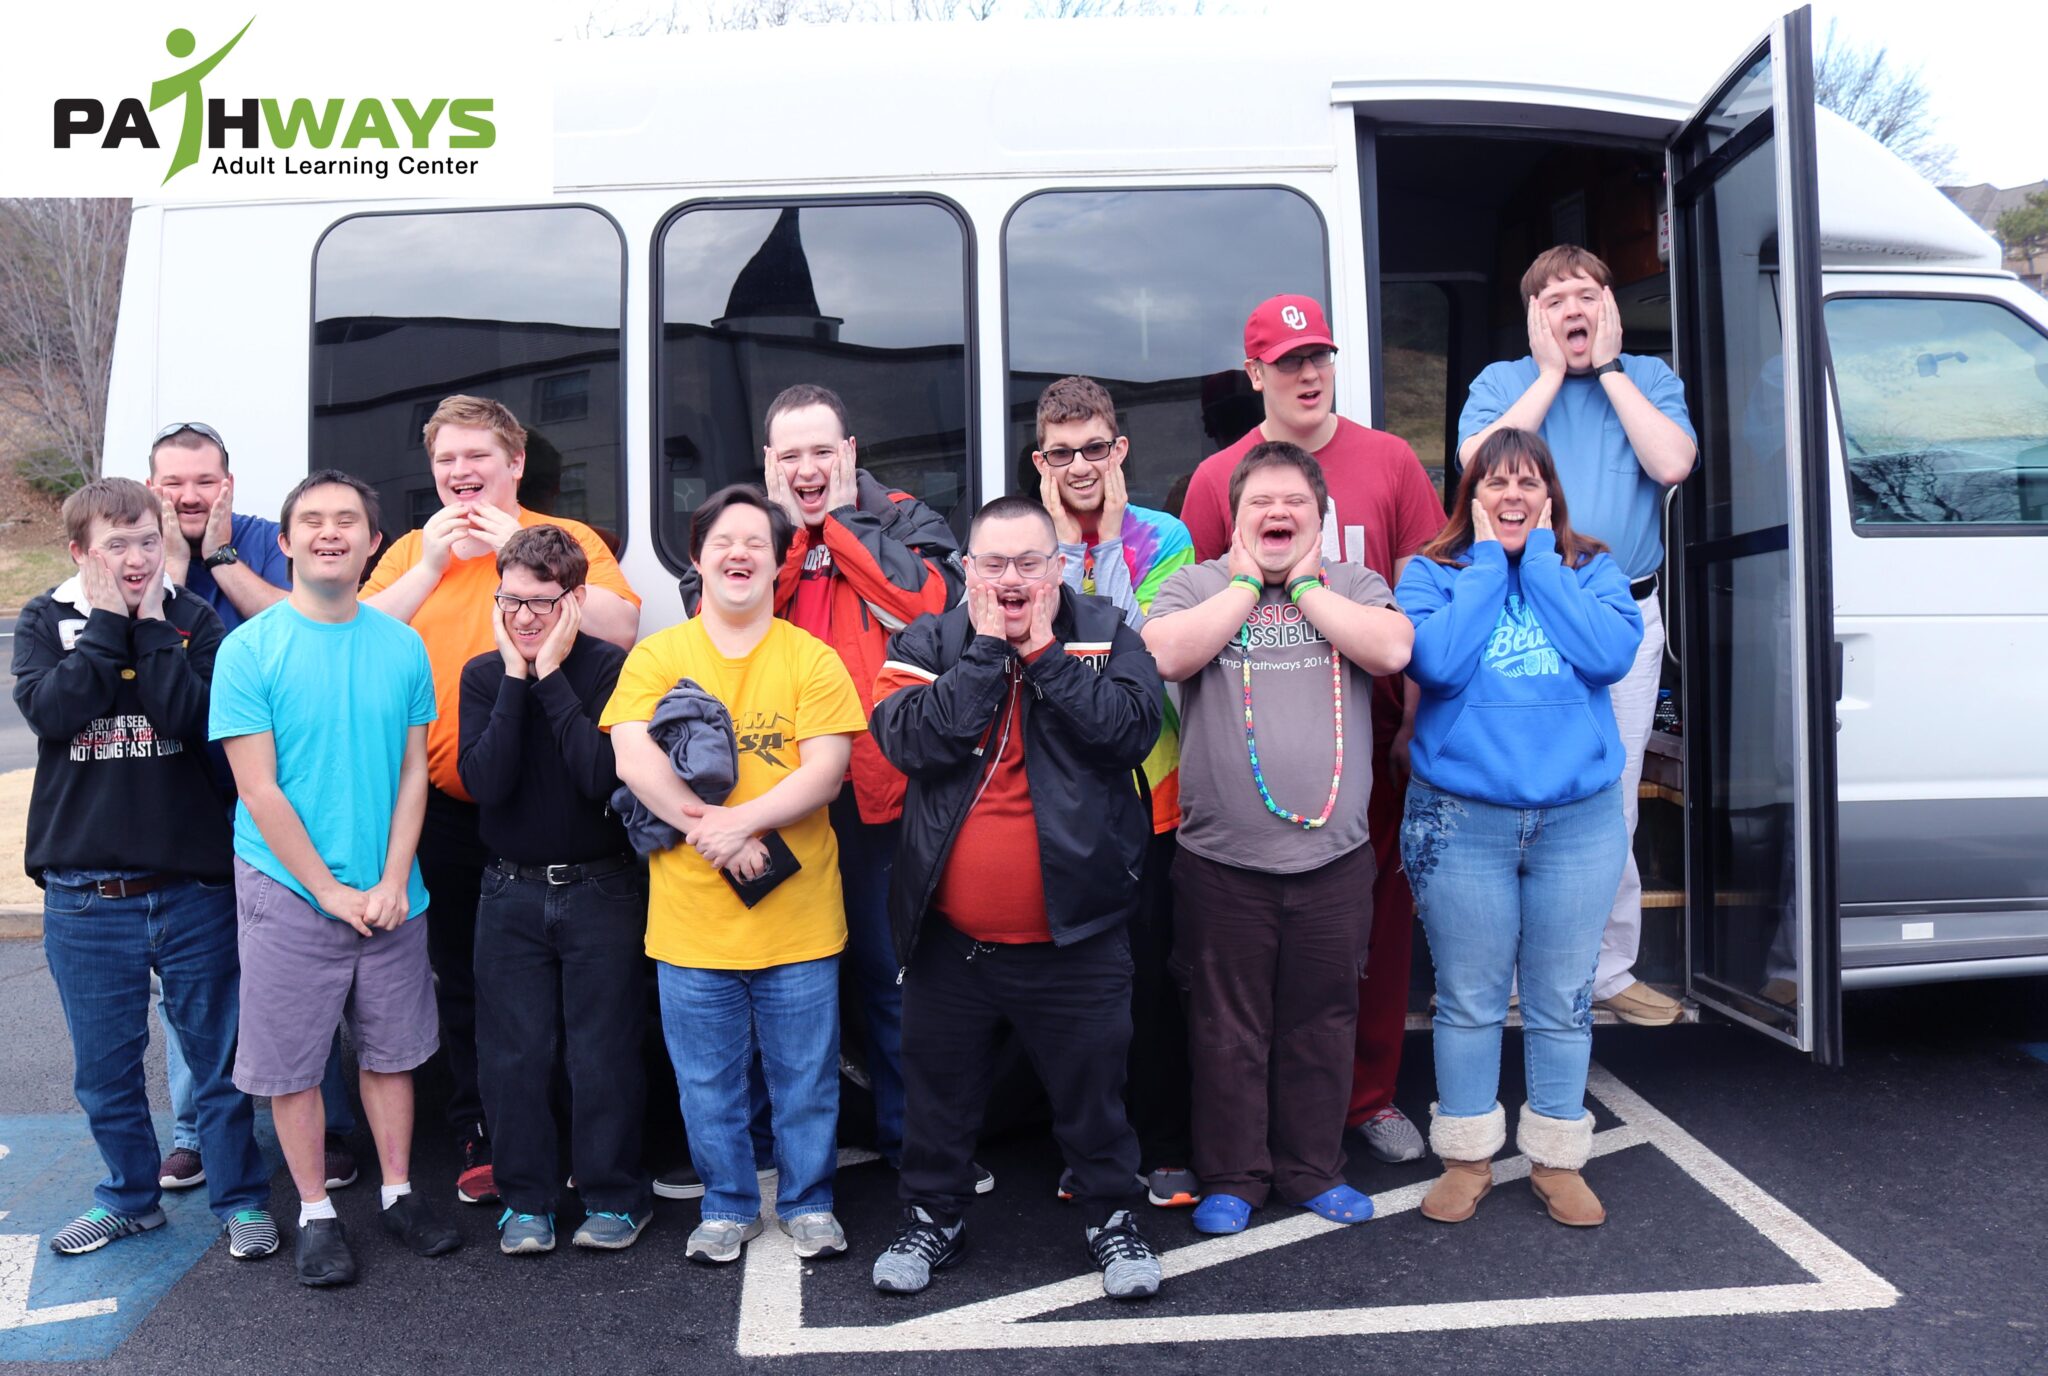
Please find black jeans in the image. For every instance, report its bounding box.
[473,861,651,1216]
[900,919,1141,1226]
[1125,829,1192,1171]
[420,789,488,1142]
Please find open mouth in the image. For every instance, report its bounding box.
[1564,323,1590,350]
[1295,388,1322,407]
[1258,523,1297,553]
[1496,509,1529,530]
[720,563,757,586]
[791,479,827,509]
[512,623,545,644]
[448,480,485,501]
[1064,473,1099,497]
[995,588,1030,613]
[121,571,151,592]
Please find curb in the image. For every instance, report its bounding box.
[0,906,42,940]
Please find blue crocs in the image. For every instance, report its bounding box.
[1300,1184,1374,1224]
[1191,1193,1253,1234]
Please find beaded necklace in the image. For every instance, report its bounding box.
[1238,588,1344,829]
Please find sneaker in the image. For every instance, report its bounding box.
[573,1211,648,1251]
[1086,1210,1162,1300]
[380,1192,463,1257]
[294,1217,357,1287]
[653,1163,704,1200]
[49,1206,165,1255]
[684,1216,763,1265]
[973,1161,995,1195]
[456,1136,497,1205]
[1353,1105,1427,1164]
[1595,980,1685,1027]
[224,1208,280,1259]
[1146,1166,1201,1208]
[1056,1168,1150,1203]
[157,1148,205,1191]
[779,1211,848,1259]
[872,1207,965,1294]
[498,1209,556,1255]
[323,1135,359,1191]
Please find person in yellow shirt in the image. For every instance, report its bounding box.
[603,484,864,1267]
[361,394,641,1206]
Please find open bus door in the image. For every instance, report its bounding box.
[1668,6,1842,1063]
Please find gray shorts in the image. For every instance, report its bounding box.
[232,858,439,1096]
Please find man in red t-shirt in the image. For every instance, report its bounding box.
[1179,295,1446,1167]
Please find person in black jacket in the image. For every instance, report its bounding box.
[13,477,276,1261]
[866,495,1166,1302]
[456,525,649,1257]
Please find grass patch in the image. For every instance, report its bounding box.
[0,546,72,611]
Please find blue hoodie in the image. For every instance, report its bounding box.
[1397,529,1644,808]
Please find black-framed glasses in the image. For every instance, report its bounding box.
[1264,349,1336,375]
[152,421,229,459]
[966,551,1058,580]
[1036,438,1119,468]
[493,591,567,616]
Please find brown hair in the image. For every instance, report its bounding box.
[422,394,527,459]
[64,477,161,548]
[763,383,849,443]
[280,469,382,534]
[1034,376,1118,447]
[1228,441,1328,519]
[1520,245,1613,303]
[148,425,230,475]
[497,524,588,592]
[690,484,793,568]
[1417,429,1608,570]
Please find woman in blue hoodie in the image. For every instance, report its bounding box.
[1396,427,1643,1230]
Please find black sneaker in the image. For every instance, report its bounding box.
[456,1134,496,1205]
[379,1192,463,1257]
[295,1217,357,1287]
[652,1163,704,1200]
[872,1207,966,1294]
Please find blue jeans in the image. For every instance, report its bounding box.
[658,957,840,1223]
[42,872,267,1220]
[831,793,904,1162]
[1402,779,1628,1124]
[161,983,353,1150]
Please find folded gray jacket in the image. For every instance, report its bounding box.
[610,678,739,856]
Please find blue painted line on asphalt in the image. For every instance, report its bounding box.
[0,1113,278,1363]
[2022,1042,2048,1065]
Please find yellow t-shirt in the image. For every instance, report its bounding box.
[600,617,867,970]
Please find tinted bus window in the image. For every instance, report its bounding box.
[1004,188,1328,516]
[655,199,973,568]
[312,207,626,556]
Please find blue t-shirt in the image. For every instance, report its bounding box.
[1456,354,1696,580]
[181,513,292,635]
[208,601,436,921]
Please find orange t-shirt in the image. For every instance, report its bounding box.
[934,649,1049,944]
[361,508,640,799]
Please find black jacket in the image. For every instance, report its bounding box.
[12,586,232,882]
[870,589,1163,967]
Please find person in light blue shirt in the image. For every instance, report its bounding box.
[1455,245,1696,1028]
[1397,428,1641,1233]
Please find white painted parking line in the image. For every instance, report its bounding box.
[732,1061,1899,1356]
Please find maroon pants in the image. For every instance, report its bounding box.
[1347,737,1416,1126]
[1175,843,1375,1208]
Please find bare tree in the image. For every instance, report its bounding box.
[0,199,130,491]
[1812,19,1956,184]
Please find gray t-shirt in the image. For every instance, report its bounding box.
[1152,558,1395,874]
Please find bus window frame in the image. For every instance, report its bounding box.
[648,191,981,577]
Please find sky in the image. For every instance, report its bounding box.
[555,0,2042,189]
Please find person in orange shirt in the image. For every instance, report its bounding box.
[362,394,641,1204]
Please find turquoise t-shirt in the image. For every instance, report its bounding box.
[209,601,436,921]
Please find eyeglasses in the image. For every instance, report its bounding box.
[493,591,567,616]
[1264,349,1337,375]
[1036,438,1119,468]
[152,421,229,459]
[966,551,1058,580]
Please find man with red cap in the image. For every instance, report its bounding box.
[1178,295,1445,1169]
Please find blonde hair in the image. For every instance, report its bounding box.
[422,394,527,459]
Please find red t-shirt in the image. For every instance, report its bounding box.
[935,649,1050,944]
[788,540,834,640]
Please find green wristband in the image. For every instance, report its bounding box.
[1229,574,1263,595]
[1287,576,1321,604]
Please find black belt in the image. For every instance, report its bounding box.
[492,855,637,887]
[1629,575,1658,601]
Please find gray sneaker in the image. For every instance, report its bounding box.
[497,1209,555,1255]
[872,1207,966,1294]
[1086,1210,1162,1300]
[1354,1105,1427,1164]
[779,1211,848,1259]
[684,1215,763,1265]
[572,1210,648,1250]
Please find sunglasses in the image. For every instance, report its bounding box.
[152,421,229,461]
[1036,438,1119,468]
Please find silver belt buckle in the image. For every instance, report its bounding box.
[545,864,573,886]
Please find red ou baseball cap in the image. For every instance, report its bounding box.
[1244,294,1335,363]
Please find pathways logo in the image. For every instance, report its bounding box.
[4,2,550,199]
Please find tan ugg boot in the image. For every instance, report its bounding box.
[1517,1104,1605,1227]
[1420,1103,1505,1224]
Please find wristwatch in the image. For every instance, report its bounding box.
[204,546,241,569]
[1592,359,1625,378]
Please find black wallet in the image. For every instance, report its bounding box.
[721,830,802,908]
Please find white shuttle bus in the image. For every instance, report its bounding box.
[102,7,2048,1063]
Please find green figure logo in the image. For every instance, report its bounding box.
[149,18,254,184]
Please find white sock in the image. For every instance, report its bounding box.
[299,1196,337,1226]
[380,1181,412,1209]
